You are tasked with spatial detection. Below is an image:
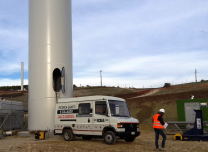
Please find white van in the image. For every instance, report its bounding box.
[54,96,140,144]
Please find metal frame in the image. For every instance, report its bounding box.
[165,121,208,135]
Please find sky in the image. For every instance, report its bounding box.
[0,0,208,88]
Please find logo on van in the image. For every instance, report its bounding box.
[58,115,75,119]
[97,119,105,122]
[57,109,73,114]
[68,105,75,109]
[59,106,67,109]
[58,105,75,109]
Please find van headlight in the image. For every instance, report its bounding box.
[117,123,124,128]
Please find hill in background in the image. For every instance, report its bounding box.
[1,82,208,126]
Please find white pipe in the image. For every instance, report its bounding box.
[28,0,73,130]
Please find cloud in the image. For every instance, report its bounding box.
[0,63,21,75]
[0,79,28,87]
[73,0,208,62]
[0,1,28,77]
[71,0,208,88]
[73,50,208,88]
[0,0,208,88]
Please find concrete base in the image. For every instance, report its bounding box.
[44,131,56,138]
[17,131,33,137]
[47,131,56,138]
[17,131,56,138]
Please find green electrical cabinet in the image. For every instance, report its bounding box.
[176,98,208,122]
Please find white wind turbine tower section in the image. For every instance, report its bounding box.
[28,0,73,130]
[21,62,24,91]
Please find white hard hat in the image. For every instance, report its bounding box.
[159,109,165,113]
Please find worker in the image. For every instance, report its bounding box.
[153,109,167,151]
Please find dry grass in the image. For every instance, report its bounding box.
[155,81,208,95]
[73,87,140,97]
[0,92,24,98]
[126,89,208,124]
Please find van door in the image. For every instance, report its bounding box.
[93,101,109,136]
[74,101,93,135]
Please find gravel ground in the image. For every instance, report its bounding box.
[1,129,208,152]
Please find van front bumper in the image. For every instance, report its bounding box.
[115,131,140,137]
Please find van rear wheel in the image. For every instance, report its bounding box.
[104,131,116,145]
[63,129,73,141]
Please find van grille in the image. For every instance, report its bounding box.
[123,124,138,132]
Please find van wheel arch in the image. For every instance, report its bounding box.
[102,126,116,136]
[62,127,73,134]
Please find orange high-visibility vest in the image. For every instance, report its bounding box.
[153,114,164,129]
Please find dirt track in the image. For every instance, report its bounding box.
[1,127,208,152]
[127,89,160,99]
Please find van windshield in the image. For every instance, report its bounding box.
[108,100,130,117]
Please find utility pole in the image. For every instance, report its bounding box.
[195,69,197,82]
[100,70,102,86]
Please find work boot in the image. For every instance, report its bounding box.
[160,148,167,151]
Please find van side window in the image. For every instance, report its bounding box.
[95,101,107,115]
[78,103,90,115]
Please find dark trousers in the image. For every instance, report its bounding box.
[154,128,166,149]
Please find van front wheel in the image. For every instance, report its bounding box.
[63,129,73,141]
[104,131,116,145]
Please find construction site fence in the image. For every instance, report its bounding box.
[0,100,26,131]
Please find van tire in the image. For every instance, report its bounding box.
[63,129,73,141]
[82,135,92,140]
[104,131,116,145]
[125,137,136,142]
